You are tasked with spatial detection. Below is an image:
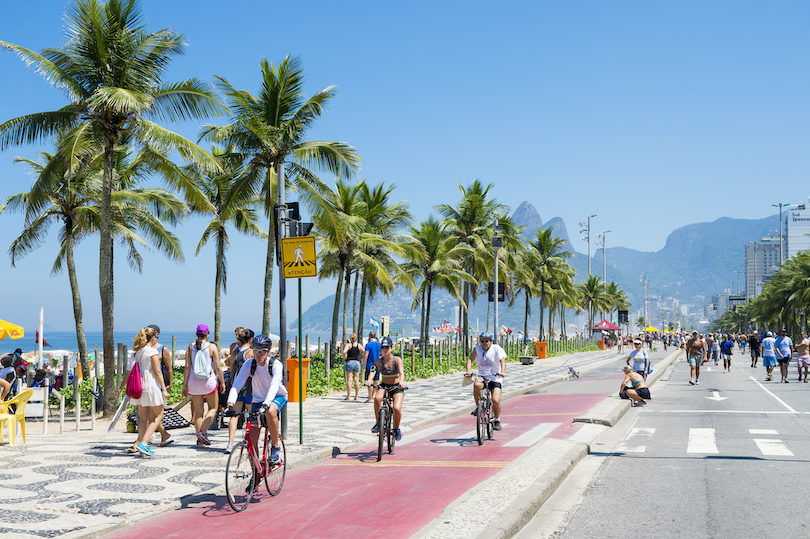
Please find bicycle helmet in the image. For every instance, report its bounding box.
[381,336,394,348]
[252,334,272,348]
[479,331,494,340]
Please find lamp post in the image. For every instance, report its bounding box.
[579,214,597,276]
[492,220,503,345]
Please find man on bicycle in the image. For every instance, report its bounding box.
[366,336,407,440]
[466,331,506,431]
[226,335,287,462]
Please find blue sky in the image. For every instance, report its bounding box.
[0,0,808,334]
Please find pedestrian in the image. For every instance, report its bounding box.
[342,333,364,401]
[749,332,761,367]
[711,334,721,366]
[627,339,650,380]
[704,334,714,365]
[224,328,254,454]
[0,355,12,400]
[686,331,706,385]
[720,334,734,373]
[128,327,169,457]
[362,331,381,403]
[774,329,793,383]
[619,365,651,406]
[761,331,777,382]
[183,324,225,446]
[795,331,810,383]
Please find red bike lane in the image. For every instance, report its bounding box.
[104,389,611,539]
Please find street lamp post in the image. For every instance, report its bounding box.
[492,220,503,346]
[579,214,597,276]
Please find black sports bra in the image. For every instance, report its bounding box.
[379,357,399,377]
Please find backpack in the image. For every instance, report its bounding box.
[157,345,171,387]
[12,354,27,378]
[126,357,143,399]
[192,342,212,379]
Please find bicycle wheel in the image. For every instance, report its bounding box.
[265,438,286,496]
[486,398,494,439]
[377,407,388,461]
[225,441,255,512]
[476,399,486,445]
[386,408,396,454]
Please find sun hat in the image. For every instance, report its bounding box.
[634,339,642,345]
[196,324,209,335]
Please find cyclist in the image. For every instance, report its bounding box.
[465,331,506,431]
[366,336,407,441]
[225,334,287,462]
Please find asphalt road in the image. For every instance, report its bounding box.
[531,349,810,539]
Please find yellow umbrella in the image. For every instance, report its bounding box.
[0,319,24,340]
[645,326,660,332]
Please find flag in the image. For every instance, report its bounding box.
[36,330,51,347]
[369,316,380,330]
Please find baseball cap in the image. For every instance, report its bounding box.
[381,336,393,348]
[634,339,642,344]
[766,331,773,337]
[147,324,160,334]
[196,324,209,335]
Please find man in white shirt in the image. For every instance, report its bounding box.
[465,331,506,431]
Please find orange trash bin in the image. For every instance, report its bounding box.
[287,357,312,402]
[535,341,548,359]
[597,339,605,350]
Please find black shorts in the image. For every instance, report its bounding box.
[751,348,761,358]
[486,380,502,391]
[365,366,380,383]
[380,382,404,396]
[778,357,791,365]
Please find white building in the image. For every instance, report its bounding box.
[744,236,781,298]
[786,200,810,260]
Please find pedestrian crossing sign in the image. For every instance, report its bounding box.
[281,236,318,278]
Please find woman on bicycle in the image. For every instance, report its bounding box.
[226,335,288,462]
[366,336,407,441]
[465,331,506,431]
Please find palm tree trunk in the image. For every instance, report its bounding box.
[425,282,433,352]
[539,291,546,342]
[261,216,275,336]
[342,265,351,344]
[523,291,529,343]
[330,258,346,362]
[352,269,359,333]
[100,134,116,416]
[214,230,225,350]
[419,284,426,346]
[65,223,89,380]
[358,274,368,340]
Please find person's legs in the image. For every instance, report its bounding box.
[266,402,280,448]
[625,388,644,403]
[191,395,205,433]
[391,391,404,430]
[344,369,351,400]
[373,387,384,424]
[201,392,218,432]
[491,385,502,420]
[227,400,245,445]
[472,379,483,407]
[0,378,9,401]
[137,405,164,446]
[352,371,360,399]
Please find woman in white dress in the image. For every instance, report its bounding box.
[131,327,169,456]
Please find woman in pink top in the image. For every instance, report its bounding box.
[183,324,224,446]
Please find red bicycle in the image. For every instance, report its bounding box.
[224,407,286,512]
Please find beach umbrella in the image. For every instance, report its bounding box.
[645,326,660,332]
[0,319,24,340]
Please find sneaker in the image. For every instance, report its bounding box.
[785,379,790,383]
[767,375,773,381]
[470,408,478,416]
[492,420,502,431]
[636,401,647,407]
[198,431,211,445]
[804,378,808,383]
[689,379,695,385]
[136,442,155,457]
[224,443,235,455]
[800,376,804,381]
[270,446,280,462]
[371,422,379,433]
[695,379,699,385]
[395,428,402,441]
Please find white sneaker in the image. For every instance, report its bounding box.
[695,379,699,385]
[224,443,235,454]
[689,379,695,385]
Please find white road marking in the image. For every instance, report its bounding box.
[504,423,562,447]
[687,428,718,453]
[749,429,778,435]
[747,375,798,413]
[616,427,656,453]
[654,410,798,414]
[753,438,794,456]
[567,423,607,443]
[397,424,456,446]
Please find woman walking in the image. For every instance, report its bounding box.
[183,324,225,446]
[130,327,169,456]
[342,333,364,401]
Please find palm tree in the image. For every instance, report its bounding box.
[510,247,539,343]
[404,216,473,348]
[1,133,187,381]
[188,146,266,348]
[578,275,608,330]
[525,227,573,340]
[0,0,224,414]
[201,55,361,336]
[604,281,630,322]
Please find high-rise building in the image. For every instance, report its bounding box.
[786,199,810,260]
[744,236,781,298]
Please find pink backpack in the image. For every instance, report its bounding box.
[126,358,143,399]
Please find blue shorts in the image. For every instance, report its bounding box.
[250,396,287,414]
[763,356,777,368]
[344,360,361,373]
[236,395,252,404]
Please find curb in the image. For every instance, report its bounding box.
[478,442,589,539]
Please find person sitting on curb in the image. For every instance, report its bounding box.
[619,365,650,407]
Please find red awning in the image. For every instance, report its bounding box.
[591,320,621,331]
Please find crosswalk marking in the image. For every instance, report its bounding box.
[397,424,456,447]
[749,429,778,435]
[439,424,508,446]
[503,423,561,447]
[753,439,794,456]
[687,428,719,453]
[567,423,607,443]
[616,427,656,453]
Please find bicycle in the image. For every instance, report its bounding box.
[465,372,503,445]
[371,384,407,461]
[223,407,286,512]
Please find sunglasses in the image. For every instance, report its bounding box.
[253,349,269,355]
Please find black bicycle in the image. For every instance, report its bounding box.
[371,384,406,461]
[466,372,503,445]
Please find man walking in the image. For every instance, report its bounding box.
[795,332,810,383]
[686,331,707,385]
[774,329,794,383]
[761,331,777,382]
[749,332,761,368]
